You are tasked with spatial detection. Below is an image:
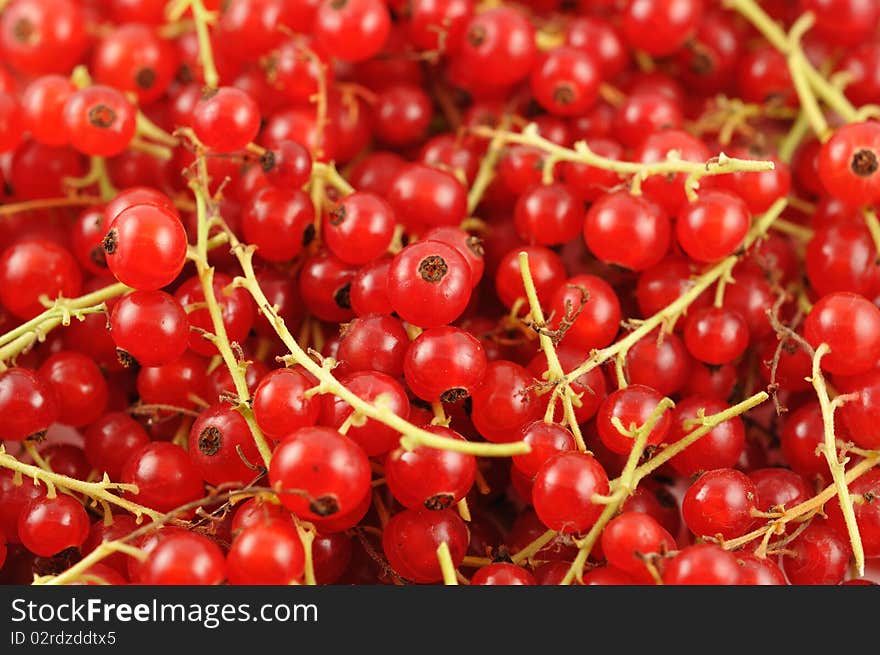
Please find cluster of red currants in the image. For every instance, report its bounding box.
[0,0,879,587]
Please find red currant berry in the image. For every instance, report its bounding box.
[269,426,371,520]
[532,451,610,534]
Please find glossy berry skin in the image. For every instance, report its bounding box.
[548,274,621,352]
[242,187,314,263]
[804,292,880,376]
[388,164,467,230]
[749,468,813,515]
[322,192,395,265]
[385,425,476,510]
[227,521,305,585]
[676,191,750,262]
[388,240,471,328]
[825,470,880,558]
[455,7,536,88]
[533,452,609,534]
[314,0,391,63]
[298,252,358,323]
[263,140,312,189]
[140,532,226,585]
[782,522,851,585]
[193,87,261,153]
[625,331,691,397]
[513,421,577,478]
[0,239,82,320]
[471,563,536,586]
[0,0,88,76]
[530,46,600,117]
[622,0,702,57]
[817,121,880,206]
[662,544,741,585]
[63,85,136,157]
[17,495,89,557]
[404,327,487,403]
[0,368,58,442]
[421,227,485,289]
[0,469,46,544]
[122,443,205,514]
[682,469,757,540]
[93,24,177,105]
[175,273,256,357]
[596,385,671,455]
[514,183,583,246]
[584,192,671,271]
[38,351,108,428]
[83,412,150,480]
[667,396,745,476]
[835,369,880,449]
[470,361,541,444]
[382,508,469,583]
[252,368,321,440]
[799,0,880,47]
[189,404,262,486]
[20,74,75,146]
[269,426,371,521]
[601,512,676,583]
[137,351,210,412]
[104,204,187,291]
[735,553,787,585]
[612,91,683,150]
[495,245,566,311]
[110,291,189,367]
[338,314,409,377]
[372,84,432,147]
[780,402,828,480]
[683,306,750,366]
[321,371,410,456]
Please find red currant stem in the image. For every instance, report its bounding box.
[518,251,586,450]
[189,181,273,469]
[563,198,787,385]
[473,123,775,200]
[0,282,129,367]
[627,391,769,484]
[723,453,880,552]
[431,402,449,426]
[230,243,530,457]
[36,485,278,585]
[134,112,179,148]
[63,156,117,201]
[305,48,330,158]
[168,0,219,89]
[467,114,514,213]
[128,403,202,419]
[509,528,557,565]
[726,0,858,123]
[810,343,865,575]
[128,136,174,161]
[293,519,317,586]
[0,195,102,217]
[436,542,459,586]
[862,208,880,259]
[0,445,162,522]
[562,398,674,585]
[456,498,471,522]
[786,13,830,141]
[778,109,811,164]
[312,162,355,195]
[613,353,628,389]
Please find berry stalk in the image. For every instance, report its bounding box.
[811,344,865,575]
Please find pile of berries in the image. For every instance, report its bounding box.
[1,0,880,587]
